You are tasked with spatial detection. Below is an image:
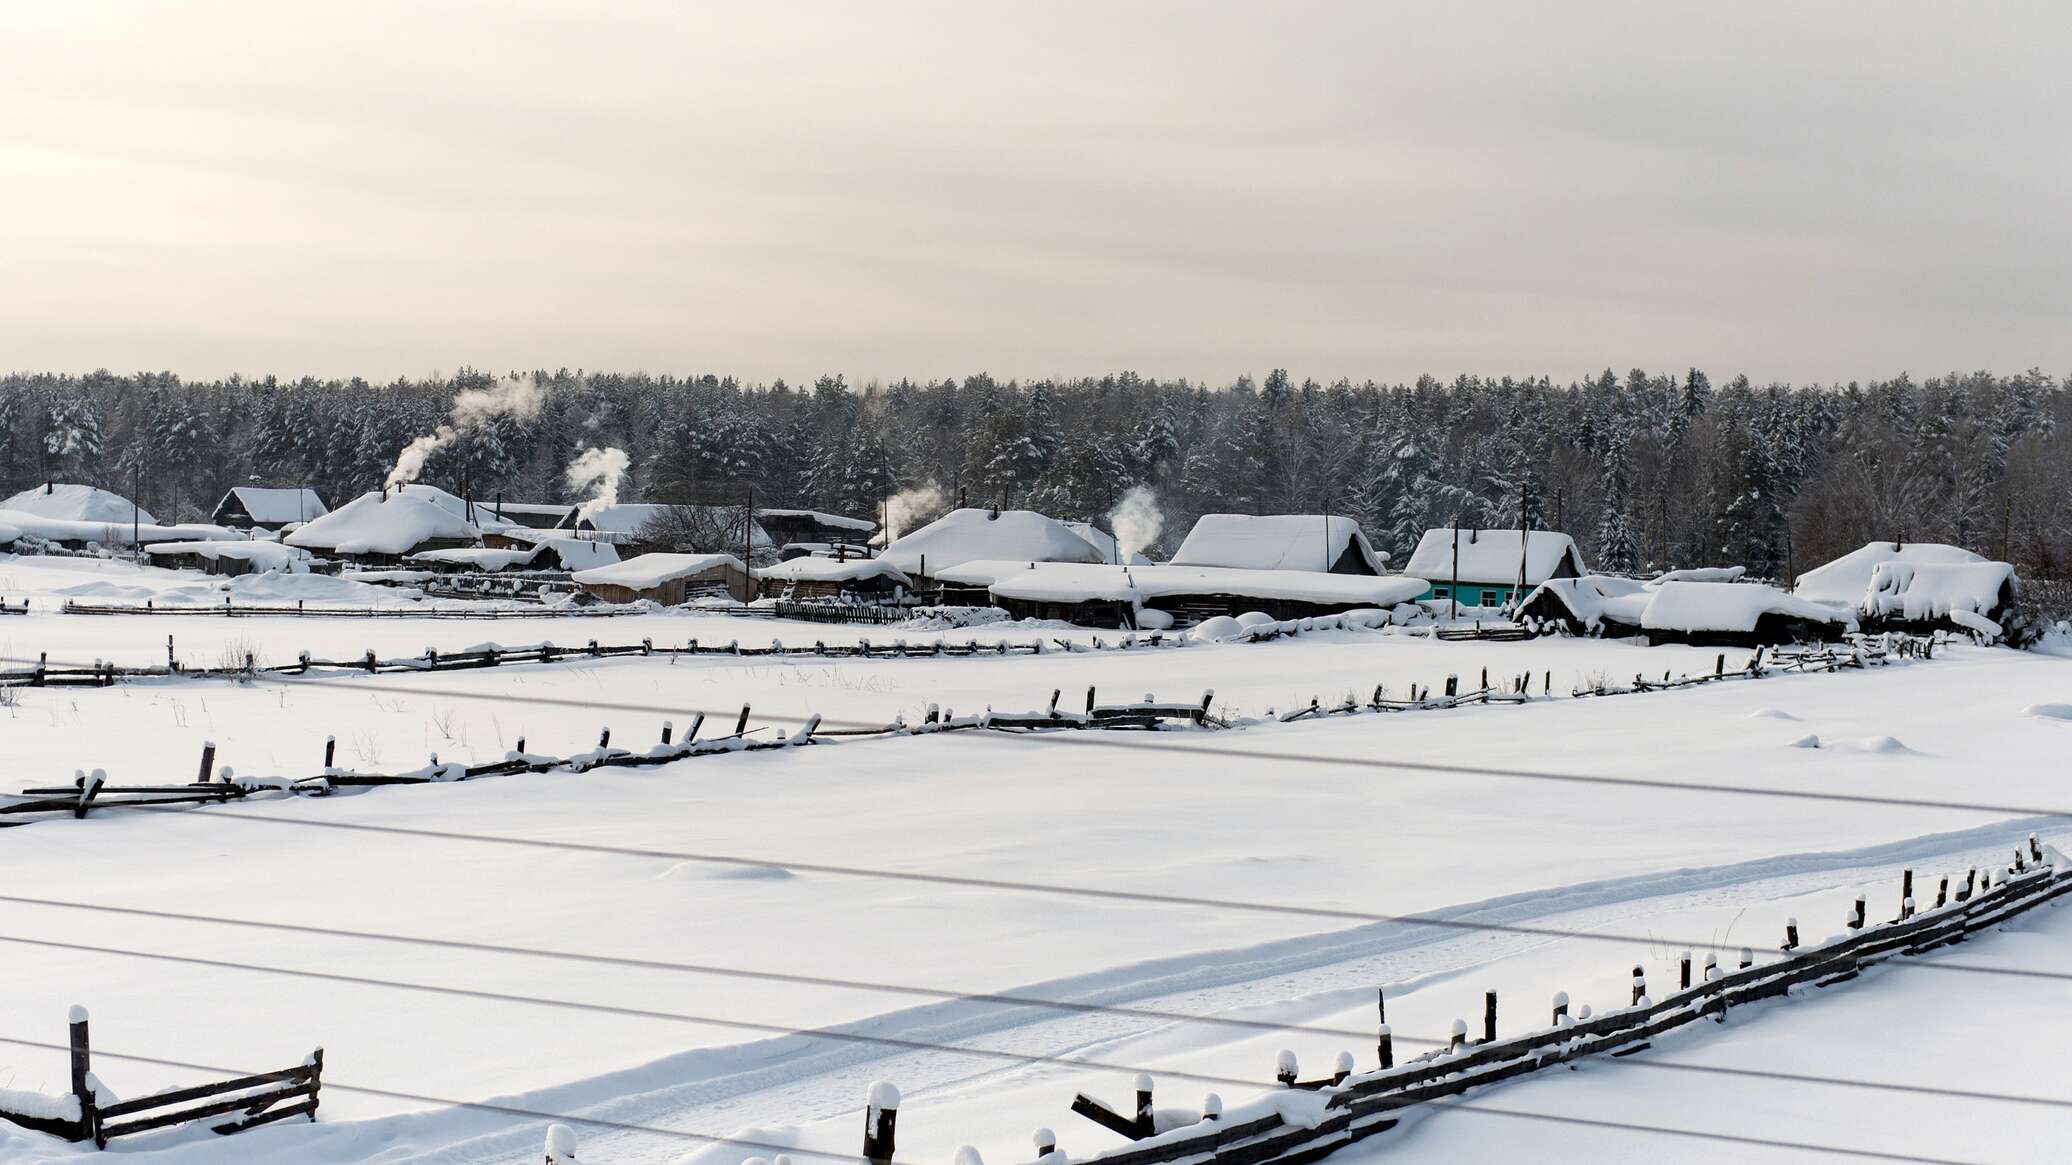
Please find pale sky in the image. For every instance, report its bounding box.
[2,1,2067,385]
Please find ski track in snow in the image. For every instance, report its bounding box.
[378,815,2066,1165]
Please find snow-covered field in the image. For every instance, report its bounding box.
[1,555,2068,1163]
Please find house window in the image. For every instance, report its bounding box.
[1432,587,1451,598]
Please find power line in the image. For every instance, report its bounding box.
[7,928,2071,1115]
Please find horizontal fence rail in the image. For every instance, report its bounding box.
[0,1007,320,1148]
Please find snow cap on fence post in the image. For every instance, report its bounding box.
[1783,917,1800,950]
[1448,1019,1468,1052]
[1333,1051,1354,1083]
[544,1122,577,1163]
[863,1081,899,1165]
[1740,947,1754,970]
[1377,1023,1394,1068]
[1133,1074,1154,1136]
[954,1147,983,1165]
[1275,1049,1298,1086]
[1847,895,1866,930]
[1201,1093,1222,1122]
[1551,991,1569,1025]
[1630,965,1646,1005]
[1704,953,1720,981]
[1032,1127,1057,1157]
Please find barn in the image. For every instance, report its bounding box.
[756,555,911,602]
[1858,560,2019,637]
[1170,514,1384,574]
[210,487,329,530]
[572,553,753,605]
[1403,527,1586,608]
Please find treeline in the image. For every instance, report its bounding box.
[2,366,2065,580]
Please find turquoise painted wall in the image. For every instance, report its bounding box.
[1417,581,1520,608]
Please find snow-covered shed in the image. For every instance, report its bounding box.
[1063,521,1153,566]
[1638,581,1855,646]
[1,482,156,526]
[284,484,480,564]
[881,508,1106,583]
[572,552,752,605]
[144,540,310,578]
[978,561,1428,628]
[756,555,912,601]
[1792,541,1986,606]
[1402,528,1586,608]
[1516,575,1653,638]
[1170,514,1383,575]
[1859,560,2018,637]
[755,508,876,549]
[210,487,329,530]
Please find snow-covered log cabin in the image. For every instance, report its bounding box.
[143,540,311,577]
[209,487,329,530]
[283,484,480,565]
[755,555,911,601]
[880,508,1107,587]
[1858,560,2018,638]
[571,552,753,604]
[1169,514,1385,574]
[1402,527,1585,608]
[405,537,620,575]
[555,503,775,559]
[1520,574,1854,646]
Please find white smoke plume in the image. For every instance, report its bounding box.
[882,482,947,543]
[385,374,545,489]
[1107,485,1165,562]
[565,446,631,523]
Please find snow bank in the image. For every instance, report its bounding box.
[572,553,744,589]
[1640,581,1855,634]
[1403,527,1584,584]
[882,509,1105,575]
[1794,541,1985,605]
[1859,560,2014,622]
[1,482,156,525]
[287,484,478,555]
[1170,514,1384,573]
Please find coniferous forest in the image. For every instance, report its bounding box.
[2,367,2065,583]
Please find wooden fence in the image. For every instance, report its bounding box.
[756,842,2064,1165]
[0,1007,320,1148]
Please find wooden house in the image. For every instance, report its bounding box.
[756,556,910,602]
[210,487,329,530]
[1403,528,1586,608]
[572,553,753,605]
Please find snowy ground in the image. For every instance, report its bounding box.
[0,554,2068,1162]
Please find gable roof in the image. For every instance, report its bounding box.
[880,508,1106,575]
[1402,528,1583,586]
[220,487,328,525]
[572,552,745,589]
[1170,514,1384,573]
[983,561,1427,607]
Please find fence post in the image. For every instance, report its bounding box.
[2030,833,2043,863]
[1377,1023,1393,1068]
[1276,1050,1298,1087]
[1680,951,1692,991]
[1033,1128,1057,1158]
[167,634,176,671]
[597,727,611,749]
[1086,685,1096,713]
[1900,869,1914,917]
[1134,1073,1154,1136]
[544,1122,577,1163]
[1202,1093,1222,1122]
[69,1006,100,1147]
[515,736,526,755]
[1847,895,1866,931]
[661,720,674,745]
[863,1082,898,1165]
[197,740,217,785]
[1444,673,1458,698]
[1551,992,1569,1025]
[1483,990,1497,1042]
[323,736,336,769]
[1448,1019,1467,1052]
[1630,965,1646,1005]
[1935,877,1948,908]
[1332,1051,1354,1084]
[735,704,751,735]
[1740,946,1754,970]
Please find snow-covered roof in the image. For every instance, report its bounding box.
[572,552,745,589]
[533,537,620,570]
[1522,575,1653,630]
[1860,561,2015,621]
[1,483,156,526]
[881,508,1106,575]
[143,540,308,569]
[471,501,575,530]
[284,484,478,555]
[1063,521,1153,566]
[561,503,774,548]
[981,561,1430,607]
[0,509,243,546]
[1650,566,1746,584]
[1170,514,1384,573]
[1402,528,1584,586]
[407,547,540,571]
[756,556,912,585]
[220,487,328,525]
[1794,542,1987,605]
[1640,581,1855,634]
[757,508,877,533]
[0,518,21,543]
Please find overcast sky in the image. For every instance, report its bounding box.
[2,2,2066,386]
